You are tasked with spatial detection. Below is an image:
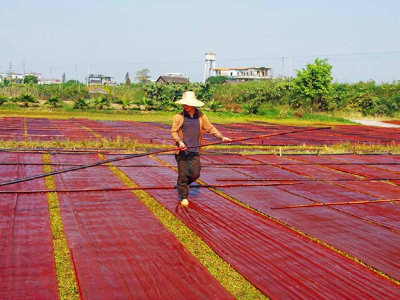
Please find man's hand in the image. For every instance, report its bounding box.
[178,141,188,150]
[222,137,232,143]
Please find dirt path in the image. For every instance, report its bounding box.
[350,119,400,128]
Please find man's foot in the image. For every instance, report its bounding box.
[181,199,189,206]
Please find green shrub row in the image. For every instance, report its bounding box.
[1,63,399,117]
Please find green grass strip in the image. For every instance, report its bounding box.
[0,138,398,155]
[0,108,357,125]
[99,153,268,300]
[43,154,80,300]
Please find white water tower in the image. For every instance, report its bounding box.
[203,52,216,82]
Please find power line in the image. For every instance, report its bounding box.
[219,50,400,62]
[13,49,400,72]
[289,50,400,59]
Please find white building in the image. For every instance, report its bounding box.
[38,78,61,85]
[165,73,184,78]
[8,72,24,80]
[213,67,272,81]
[88,74,116,86]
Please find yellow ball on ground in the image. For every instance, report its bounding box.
[181,199,189,206]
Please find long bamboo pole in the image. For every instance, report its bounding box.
[0,126,330,187]
[271,198,400,209]
[216,178,399,182]
[0,182,300,194]
[0,162,397,167]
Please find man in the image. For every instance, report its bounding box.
[171,91,231,206]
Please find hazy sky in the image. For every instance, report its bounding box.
[1,0,399,83]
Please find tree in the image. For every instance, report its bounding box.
[135,68,151,84]
[292,58,333,110]
[23,75,38,84]
[125,72,131,86]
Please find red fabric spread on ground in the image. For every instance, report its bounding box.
[2,116,400,145]
[51,153,233,300]
[198,154,400,280]
[0,152,58,299]
[113,154,400,299]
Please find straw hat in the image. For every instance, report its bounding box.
[175,91,204,107]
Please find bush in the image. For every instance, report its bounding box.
[206,99,225,112]
[370,95,400,116]
[205,76,228,85]
[92,97,110,110]
[242,100,261,114]
[115,97,134,110]
[17,94,38,107]
[73,97,90,110]
[46,96,62,108]
[0,95,8,105]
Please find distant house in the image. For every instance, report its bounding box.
[156,75,189,84]
[0,73,6,82]
[8,72,24,80]
[214,67,272,81]
[88,74,116,86]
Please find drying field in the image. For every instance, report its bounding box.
[1,117,400,299]
[0,116,399,145]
